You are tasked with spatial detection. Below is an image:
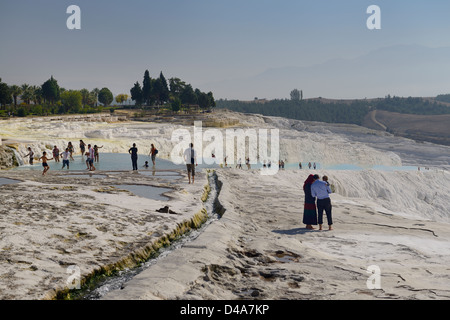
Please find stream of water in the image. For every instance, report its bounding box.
[81,171,221,300]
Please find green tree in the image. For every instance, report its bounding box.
[290,89,301,101]
[80,88,90,107]
[169,77,186,98]
[171,97,181,112]
[195,89,209,109]
[142,70,153,106]
[116,93,129,105]
[32,85,43,105]
[60,90,82,113]
[98,88,114,107]
[0,80,12,108]
[91,88,100,106]
[158,71,170,104]
[130,82,143,106]
[180,84,197,105]
[9,85,22,108]
[21,84,34,105]
[41,76,60,105]
[207,91,216,108]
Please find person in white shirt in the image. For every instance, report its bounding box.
[61,148,70,169]
[183,143,197,184]
[311,174,333,230]
[87,144,96,171]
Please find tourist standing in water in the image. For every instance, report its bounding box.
[302,174,318,229]
[311,175,333,230]
[87,144,96,171]
[94,145,103,162]
[39,151,53,176]
[79,140,86,158]
[129,143,138,171]
[25,147,34,165]
[52,146,60,162]
[149,143,157,166]
[61,148,70,169]
[67,142,74,160]
[183,143,197,184]
[237,158,242,169]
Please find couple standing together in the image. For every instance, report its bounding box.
[303,174,333,230]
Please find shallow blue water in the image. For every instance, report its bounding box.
[0,177,20,186]
[113,184,172,201]
[13,153,217,172]
[11,153,417,172]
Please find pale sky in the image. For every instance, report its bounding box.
[1,0,450,100]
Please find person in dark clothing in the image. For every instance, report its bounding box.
[129,143,138,171]
[302,174,318,229]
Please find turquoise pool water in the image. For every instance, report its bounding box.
[13,153,217,172]
[0,177,20,186]
[11,153,417,172]
[113,184,172,201]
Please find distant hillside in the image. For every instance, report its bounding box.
[216,98,370,125]
[217,95,450,145]
[363,110,450,146]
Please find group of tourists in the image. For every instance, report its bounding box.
[25,140,104,175]
[126,142,195,184]
[128,143,159,171]
[302,174,333,231]
[298,162,317,170]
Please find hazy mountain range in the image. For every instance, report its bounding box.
[204,45,450,100]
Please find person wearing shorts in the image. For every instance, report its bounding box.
[52,146,60,162]
[149,143,157,166]
[87,144,96,171]
[61,148,70,169]
[183,143,197,184]
[80,140,86,157]
[25,147,34,165]
[39,151,53,176]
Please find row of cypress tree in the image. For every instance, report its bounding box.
[129,70,215,110]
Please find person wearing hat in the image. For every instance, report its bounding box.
[311,174,333,230]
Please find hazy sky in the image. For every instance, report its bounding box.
[1,0,450,100]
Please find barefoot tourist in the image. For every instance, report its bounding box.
[184,143,197,184]
[25,147,34,165]
[87,144,96,171]
[39,151,53,176]
[129,143,138,171]
[67,142,74,160]
[79,140,86,158]
[149,143,157,166]
[52,146,60,162]
[94,145,103,162]
[61,148,70,169]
